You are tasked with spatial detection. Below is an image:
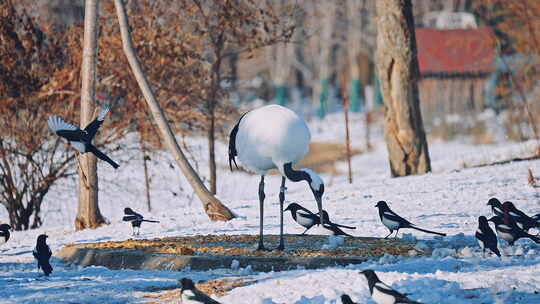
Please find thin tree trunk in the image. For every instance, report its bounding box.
[343,97,353,184]
[208,107,216,195]
[375,0,431,177]
[75,0,105,230]
[140,135,152,212]
[113,0,234,221]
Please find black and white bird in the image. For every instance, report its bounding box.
[340,294,357,304]
[501,201,540,232]
[0,224,11,244]
[360,269,422,304]
[179,278,221,304]
[475,216,501,257]
[487,198,504,217]
[375,201,446,238]
[229,105,325,251]
[47,105,119,169]
[122,207,160,235]
[488,215,540,246]
[285,203,355,235]
[32,234,53,276]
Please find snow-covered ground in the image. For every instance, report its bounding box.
[1,111,540,303]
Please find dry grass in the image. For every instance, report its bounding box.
[65,234,419,258]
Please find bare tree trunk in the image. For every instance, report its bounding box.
[208,106,216,195]
[140,135,152,212]
[375,0,431,177]
[75,0,105,230]
[113,0,234,221]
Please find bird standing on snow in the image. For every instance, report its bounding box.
[488,215,540,246]
[475,216,501,257]
[501,201,540,232]
[360,269,422,304]
[47,105,119,169]
[487,198,504,217]
[122,207,160,236]
[229,105,325,251]
[285,202,355,235]
[375,201,446,238]
[179,278,221,304]
[0,224,11,244]
[33,234,53,276]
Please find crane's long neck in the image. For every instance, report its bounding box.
[283,163,310,183]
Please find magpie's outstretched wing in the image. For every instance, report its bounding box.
[84,105,110,139]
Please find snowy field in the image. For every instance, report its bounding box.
[1,112,540,303]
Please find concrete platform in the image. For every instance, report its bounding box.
[57,234,420,272]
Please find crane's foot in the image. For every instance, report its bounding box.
[256,245,271,252]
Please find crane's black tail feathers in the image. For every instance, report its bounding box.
[410,225,446,236]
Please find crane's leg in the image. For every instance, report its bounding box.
[276,177,286,251]
[257,175,268,251]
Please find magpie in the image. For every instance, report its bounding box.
[475,216,501,257]
[501,201,540,232]
[488,215,540,246]
[341,294,357,304]
[487,198,504,217]
[360,269,422,304]
[179,278,221,304]
[0,224,11,244]
[319,222,355,237]
[285,202,355,235]
[375,201,446,238]
[122,207,160,235]
[47,105,119,169]
[32,234,53,276]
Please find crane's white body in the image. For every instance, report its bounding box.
[235,105,311,176]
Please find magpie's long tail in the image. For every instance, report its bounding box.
[88,145,119,169]
[141,219,160,223]
[522,231,540,243]
[401,298,423,304]
[332,223,356,230]
[409,225,446,236]
[340,294,357,304]
[40,260,53,276]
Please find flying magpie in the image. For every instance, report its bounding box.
[487,198,504,217]
[375,201,446,238]
[179,278,221,304]
[33,234,53,276]
[475,216,501,257]
[122,207,160,236]
[340,294,357,304]
[47,105,119,169]
[360,269,422,304]
[488,215,540,246]
[501,201,540,232]
[0,224,11,244]
[285,202,355,235]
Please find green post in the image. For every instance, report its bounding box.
[275,84,286,106]
[318,78,329,119]
[349,79,362,112]
[375,77,383,107]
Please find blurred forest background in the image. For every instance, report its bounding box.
[0,0,538,230]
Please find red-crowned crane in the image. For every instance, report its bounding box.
[228,104,325,251]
